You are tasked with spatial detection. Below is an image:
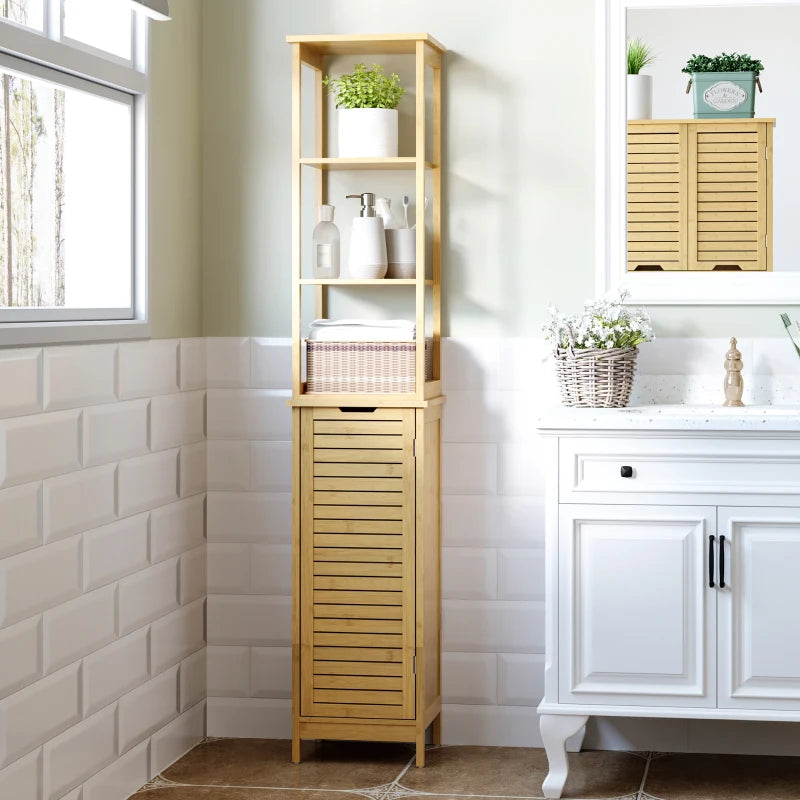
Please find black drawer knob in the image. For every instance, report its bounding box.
[620,465,634,478]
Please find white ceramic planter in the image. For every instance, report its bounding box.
[627,74,652,120]
[338,108,398,158]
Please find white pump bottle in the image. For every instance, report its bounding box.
[346,192,388,279]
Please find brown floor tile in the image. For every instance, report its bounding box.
[645,753,800,800]
[161,738,411,790]
[397,746,646,799]
[133,789,374,800]
[132,789,265,799]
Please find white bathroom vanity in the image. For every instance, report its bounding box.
[537,406,800,798]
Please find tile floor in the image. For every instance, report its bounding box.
[131,739,800,799]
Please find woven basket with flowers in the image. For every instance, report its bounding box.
[543,290,654,408]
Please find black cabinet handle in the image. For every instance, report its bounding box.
[709,535,715,588]
[719,535,726,589]
[620,465,633,478]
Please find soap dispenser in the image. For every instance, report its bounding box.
[346,192,388,279]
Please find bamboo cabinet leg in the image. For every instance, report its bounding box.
[415,730,426,767]
[291,731,301,764]
[432,713,442,745]
[540,714,588,799]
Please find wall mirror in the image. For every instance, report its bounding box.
[598,0,800,304]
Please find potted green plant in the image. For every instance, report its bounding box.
[627,38,656,120]
[322,63,405,158]
[682,52,763,118]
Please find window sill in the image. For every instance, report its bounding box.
[0,318,150,347]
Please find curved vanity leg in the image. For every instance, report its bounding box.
[566,723,586,753]
[540,714,589,799]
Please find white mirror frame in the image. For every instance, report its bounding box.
[597,0,800,305]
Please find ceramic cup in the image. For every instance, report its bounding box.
[385,228,416,279]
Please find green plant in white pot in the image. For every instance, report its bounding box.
[682,52,763,118]
[627,38,656,120]
[323,63,405,158]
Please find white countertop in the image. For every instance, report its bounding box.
[538,405,800,433]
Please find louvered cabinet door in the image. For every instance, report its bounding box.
[627,122,688,271]
[300,407,416,720]
[689,121,771,271]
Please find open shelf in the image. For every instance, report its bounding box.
[299,278,433,286]
[299,157,437,171]
[286,33,445,57]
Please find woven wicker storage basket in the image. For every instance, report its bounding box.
[554,346,638,408]
[306,339,432,393]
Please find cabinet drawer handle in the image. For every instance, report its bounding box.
[709,535,716,588]
[620,465,633,478]
[719,535,726,589]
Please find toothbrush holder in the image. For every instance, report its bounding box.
[385,228,416,279]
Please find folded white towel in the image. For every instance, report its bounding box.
[308,319,416,342]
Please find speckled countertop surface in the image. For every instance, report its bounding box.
[539,405,800,433]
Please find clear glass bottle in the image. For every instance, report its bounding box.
[312,204,340,279]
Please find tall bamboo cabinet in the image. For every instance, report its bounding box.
[286,34,445,767]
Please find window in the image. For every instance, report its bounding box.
[0,1,44,33]
[0,0,149,343]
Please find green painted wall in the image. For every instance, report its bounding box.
[149,0,203,339]
[199,0,799,339]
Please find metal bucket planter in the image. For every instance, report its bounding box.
[688,71,760,118]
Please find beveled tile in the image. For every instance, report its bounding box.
[161,738,412,790]
[397,746,645,799]
[645,753,800,800]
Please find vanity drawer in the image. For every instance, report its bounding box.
[559,437,800,501]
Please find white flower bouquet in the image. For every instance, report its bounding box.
[543,290,654,408]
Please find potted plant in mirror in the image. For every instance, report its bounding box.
[543,290,654,408]
[682,52,763,118]
[627,38,656,120]
[323,63,405,158]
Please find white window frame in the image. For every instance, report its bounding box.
[0,0,149,345]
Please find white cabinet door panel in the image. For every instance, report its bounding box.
[559,504,716,708]
[719,507,800,710]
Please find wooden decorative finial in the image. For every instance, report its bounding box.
[723,337,744,407]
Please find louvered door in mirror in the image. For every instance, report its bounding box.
[627,122,688,271]
[689,121,771,271]
[299,407,416,720]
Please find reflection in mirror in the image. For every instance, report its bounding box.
[626,5,800,274]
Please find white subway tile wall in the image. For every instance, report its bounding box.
[204,336,800,748]
[0,339,206,800]
[3,333,798,796]
[205,339,294,736]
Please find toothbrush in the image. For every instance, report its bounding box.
[402,195,409,229]
[410,197,428,230]
[780,313,800,358]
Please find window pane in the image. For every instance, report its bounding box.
[0,0,44,31]
[0,67,132,310]
[64,0,132,60]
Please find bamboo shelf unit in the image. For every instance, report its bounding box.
[287,33,445,767]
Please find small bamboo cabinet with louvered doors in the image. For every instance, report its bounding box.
[628,118,774,271]
[294,405,442,766]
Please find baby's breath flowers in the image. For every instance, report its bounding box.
[543,289,654,351]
